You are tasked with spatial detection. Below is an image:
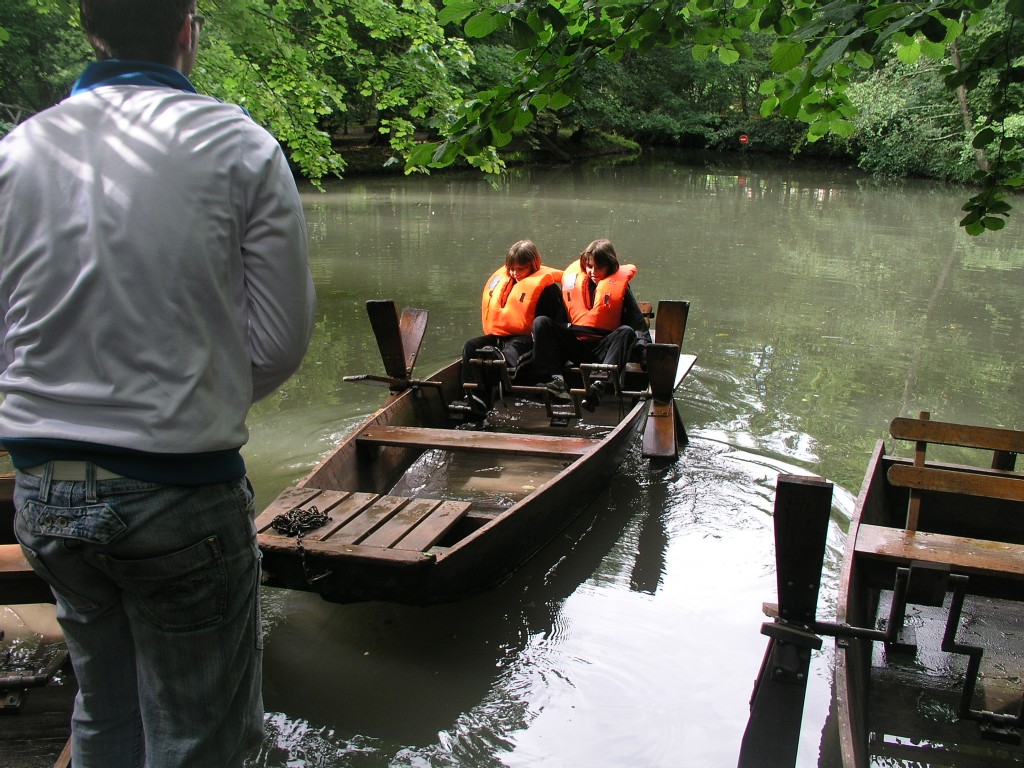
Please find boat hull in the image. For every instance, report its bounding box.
[257,359,649,605]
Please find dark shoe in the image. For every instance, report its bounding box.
[582,378,605,412]
[542,375,571,401]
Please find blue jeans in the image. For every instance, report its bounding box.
[14,464,264,768]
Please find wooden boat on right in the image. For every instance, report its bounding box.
[739,412,1024,768]
[833,412,1024,766]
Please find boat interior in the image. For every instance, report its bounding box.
[847,413,1024,766]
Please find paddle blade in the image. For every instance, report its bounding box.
[645,343,680,402]
[642,400,679,459]
[653,299,690,348]
[366,300,407,379]
[398,308,428,377]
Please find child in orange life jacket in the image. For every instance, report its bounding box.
[457,240,566,417]
[532,239,651,412]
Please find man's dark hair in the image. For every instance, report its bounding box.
[79,0,193,64]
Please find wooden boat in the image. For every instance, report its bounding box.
[833,413,1024,766]
[256,299,697,605]
[739,413,1024,768]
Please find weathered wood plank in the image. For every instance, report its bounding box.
[888,464,1024,503]
[642,401,677,459]
[333,495,408,544]
[366,300,408,379]
[773,474,834,624]
[396,501,471,551]
[359,497,441,548]
[260,535,433,565]
[653,299,689,348]
[891,416,1024,454]
[855,523,1024,579]
[356,425,595,460]
[645,343,679,401]
[305,492,380,540]
[398,307,429,377]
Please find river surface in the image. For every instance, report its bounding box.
[14,151,1022,768]
[231,152,1024,768]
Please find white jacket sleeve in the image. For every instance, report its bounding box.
[241,142,316,402]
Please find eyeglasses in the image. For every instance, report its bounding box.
[192,13,206,29]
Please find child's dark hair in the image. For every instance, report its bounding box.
[505,240,541,274]
[579,239,619,274]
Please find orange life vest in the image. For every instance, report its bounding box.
[561,261,637,332]
[480,265,563,336]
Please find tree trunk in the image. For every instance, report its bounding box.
[950,39,989,173]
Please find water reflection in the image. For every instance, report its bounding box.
[238,152,1024,768]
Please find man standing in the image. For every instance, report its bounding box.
[0,2,315,766]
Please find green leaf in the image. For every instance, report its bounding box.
[920,40,946,60]
[407,141,436,167]
[863,4,912,27]
[438,1,477,26]
[830,119,855,138]
[692,44,712,62]
[718,46,741,65]
[770,40,806,73]
[896,40,921,65]
[547,91,573,110]
[465,11,507,38]
[513,109,534,132]
[973,127,996,148]
[510,18,538,48]
[853,50,873,69]
[538,6,567,32]
[529,92,549,111]
[921,16,948,43]
[490,125,512,147]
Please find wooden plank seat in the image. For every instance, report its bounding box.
[854,523,1024,582]
[256,486,471,555]
[356,425,596,460]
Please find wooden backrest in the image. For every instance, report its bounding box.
[888,411,1024,530]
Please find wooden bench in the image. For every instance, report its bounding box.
[356,425,596,460]
[852,413,1024,588]
[888,411,1024,530]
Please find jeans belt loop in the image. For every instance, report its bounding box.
[22,461,124,482]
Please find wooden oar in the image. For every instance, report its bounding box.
[642,343,683,459]
[364,300,428,379]
[738,475,833,768]
[652,299,689,347]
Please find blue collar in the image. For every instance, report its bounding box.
[71,60,197,95]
